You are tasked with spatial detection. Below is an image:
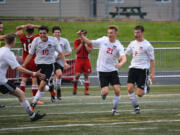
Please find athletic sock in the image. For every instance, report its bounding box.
[20,100,34,116]
[129,93,139,109]
[73,79,78,93]
[32,91,45,104]
[32,85,38,96]
[84,81,90,93]
[112,95,120,111]
[20,82,26,92]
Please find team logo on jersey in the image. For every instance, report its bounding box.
[48,44,52,48]
[113,45,117,49]
[27,39,31,43]
[139,47,143,51]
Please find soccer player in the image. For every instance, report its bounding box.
[23,25,67,110]
[73,30,93,95]
[52,26,72,100]
[0,21,6,108]
[0,33,46,121]
[16,24,44,105]
[78,26,126,115]
[125,25,155,114]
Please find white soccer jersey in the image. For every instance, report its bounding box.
[92,36,125,72]
[0,47,20,84]
[125,39,154,69]
[56,37,72,67]
[29,36,62,64]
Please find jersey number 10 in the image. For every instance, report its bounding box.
[42,49,49,55]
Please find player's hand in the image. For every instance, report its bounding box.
[150,73,155,83]
[35,69,46,80]
[22,63,26,67]
[64,63,70,70]
[115,63,122,69]
[77,30,82,36]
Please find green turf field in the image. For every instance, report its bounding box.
[0,85,180,135]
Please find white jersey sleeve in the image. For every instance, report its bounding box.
[29,37,37,55]
[6,52,20,69]
[118,43,125,56]
[55,38,62,53]
[64,39,72,52]
[125,42,133,56]
[91,36,108,47]
[146,44,154,60]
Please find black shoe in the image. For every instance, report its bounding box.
[51,95,56,102]
[57,88,62,100]
[132,108,141,114]
[112,110,120,116]
[73,92,77,95]
[101,95,107,100]
[31,112,46,122]
[0,104,5,108]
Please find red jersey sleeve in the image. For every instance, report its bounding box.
[74,39,80,49]
[18,33,26,40]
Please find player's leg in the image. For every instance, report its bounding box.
[84,73,90,95]
[73,59,82,95]
[20,77,28,92]
[32,77,44,105]
[98,72,110,100]
[110,71,121,116]
[83,59,92,95]
[73,73,80,95]
[55,68,63,100]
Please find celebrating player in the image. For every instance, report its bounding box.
[73,30,93,95]
[16,24,44,105]
[78,26,126,115]
[52,26,71,100]
[125,25,155,114]
[23,25,67,110]
[0,33,46,121]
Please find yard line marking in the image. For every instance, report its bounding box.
[0,108,179,118]
[0,119,180,131]
[1,93,180,101]
[130,127,158,130]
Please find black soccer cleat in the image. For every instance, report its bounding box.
[51,95,56,102]
[31,112,46,122]
[112,110,120,116]
[132,108,141,114]
[0,104,6,108]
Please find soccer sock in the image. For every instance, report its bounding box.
[20,82,26,92]
[32,85,38,96]
[73,79,78,92]
[84,81,90,92]
[53,80,57,89]
[44,85,49,92]
[20,100,34,116]
[112,95,120,111]
[129,93,139,109]
[32,91,45,104]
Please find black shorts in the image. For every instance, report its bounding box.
[54,62,64,72]
[127,68,149,90]
[36,64,54,83]
[98,71,120,88]
[0,81,16,94]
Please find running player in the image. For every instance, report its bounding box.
[52,26,72,100]
[73,30,93,95]
[125,25,155,114]
[0,21,6,108]
[16,24,44,105]
[0,33,46,121]
[23,25,67,110]
[78,26,126,115]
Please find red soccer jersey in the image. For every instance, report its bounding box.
[19,33,39,61]
[74,39,93,58]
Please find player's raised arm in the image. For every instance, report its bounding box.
[77,30,92,45]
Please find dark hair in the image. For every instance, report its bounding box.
[134,25,144,32]
[80,29,87,35]
[108,25,118,32]
[26,28,34,34]
[0,21,2,24]
[38,25,49,33]
[52,26,61,33]
[5,33,16,45]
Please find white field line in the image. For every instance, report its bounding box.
[3,100,175,108]
[130,127,158,130]
[0,108,179,118]
[0,119,180,131]
[1,93,180,101]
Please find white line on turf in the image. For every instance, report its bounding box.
[0,108,179,118]
[0,119,180,131]
[1,93,180,101]
[130,127,158,130]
